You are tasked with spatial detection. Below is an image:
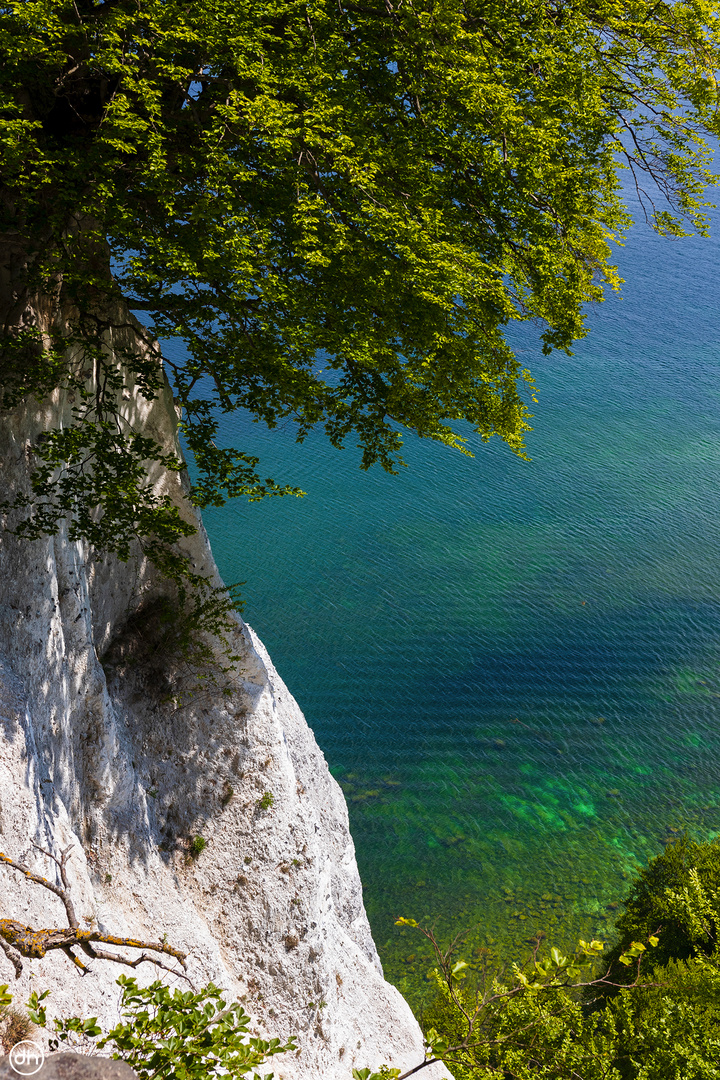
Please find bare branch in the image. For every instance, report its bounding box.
[29,841,79,927]
[79,942,192,983]
[0,848,189,983]
[0,934,23,978]
[397,1059,440,1079]
[0,918,189,981]
[0,849,78,928]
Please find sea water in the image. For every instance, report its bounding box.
[192,205,720,1008]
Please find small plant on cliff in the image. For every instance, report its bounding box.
[257,792,275,812]
[0,1003,32,1052]
[353,1069,400,1080]
[29,977,295,1079]
[100,584,247,704]
[189,834,207,859]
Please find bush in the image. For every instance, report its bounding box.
[419,955,614,1080]
[188,834,207,858]
[29,977,295,1079]
[416,946,720,1080]
[407,839,720,1079]
[599,836,720,994]
[607,957,720,1080]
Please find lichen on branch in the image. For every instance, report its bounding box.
[0,847,189,983]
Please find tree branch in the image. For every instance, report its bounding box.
[0,847,189,983]
[0,919,190,982]
[0,935,23,979]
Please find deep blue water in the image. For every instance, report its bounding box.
[180,203,720,1005]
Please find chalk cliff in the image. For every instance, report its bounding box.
[0,305,447,1078]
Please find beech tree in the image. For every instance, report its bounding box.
[1,0,720,582]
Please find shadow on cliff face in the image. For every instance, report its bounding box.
[98,597,263,868]
[99,595,232,705]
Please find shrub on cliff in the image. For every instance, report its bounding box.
[599,836,720,990]
[416,959,720,1079]
[29,976,295,1080]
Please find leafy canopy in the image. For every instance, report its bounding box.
[1,0,720,563]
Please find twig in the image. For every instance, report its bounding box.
[0,849,78,929]
[30,841,79,927]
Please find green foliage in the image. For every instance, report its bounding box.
[390,918,622,1078]
[352,1068,400,1080]
[600,836,720,992]
[30,977,294,1079]
[0,328,69,410]
[51,1013,103,1047]
[424,974,613,1079]
[432,971,720,1080]
[256,792,275,811]
[139,582,246,694]
[189,834,207,858]
[391,840,720,1079]
[26,989,50,1028]
[2,0,720,576]
[607,959,720,1080]
[10,408,191,567]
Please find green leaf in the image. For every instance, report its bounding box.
[3,0,719,610]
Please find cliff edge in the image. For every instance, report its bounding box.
[0,306,446,1078]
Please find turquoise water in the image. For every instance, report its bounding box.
[189,207,720,1008]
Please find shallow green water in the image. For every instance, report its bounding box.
[187,207,720,1010]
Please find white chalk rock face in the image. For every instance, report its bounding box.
[0,308,449,1079]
